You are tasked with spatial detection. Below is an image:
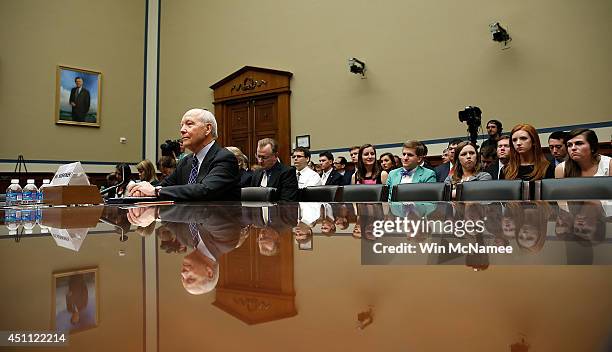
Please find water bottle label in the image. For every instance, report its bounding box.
[7,192,19,204]
[37,191,43,202]
[23,191,36,202]
[22,209,36,222]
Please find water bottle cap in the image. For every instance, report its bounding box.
[27,179,35,183]
[43,179,51,184]
[11,179,19,183]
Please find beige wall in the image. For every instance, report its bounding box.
[0,0,145,165]
[159,0,612,152]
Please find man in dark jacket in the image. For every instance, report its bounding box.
[250,138,298,201]
[129,108,240,201]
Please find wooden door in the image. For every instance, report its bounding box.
[225,100,251,158]
[211,66,292,164]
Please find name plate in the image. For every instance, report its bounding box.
[51,162,90,186]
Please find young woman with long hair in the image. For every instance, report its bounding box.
[444,141,492,185]
[136,159,159,186]
[351,144,388,184]
[379,152,397,172]
[555,128,610,178]
[500,124,554,180]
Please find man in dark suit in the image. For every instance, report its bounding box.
[250,138,298,201]
[334,156,352,185]
[129,108,240,201]
[69,77,91,122]
[434,139,463,182]
[485,135,510,180]
[547,131,569,167]
[319,151,344,186]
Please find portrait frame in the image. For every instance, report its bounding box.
[51,267,100,334]
[296,135,310,148]
[55,65,102,127]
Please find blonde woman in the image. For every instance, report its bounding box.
[136,159,159,186]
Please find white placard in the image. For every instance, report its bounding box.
[50,227,89,251]
[50,162,90,186]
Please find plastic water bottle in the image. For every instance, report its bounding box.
[4,208,21,235]
[6,179,22,206]
[22,179,38,205]
[22,208,37,234]
[38,179,51,204]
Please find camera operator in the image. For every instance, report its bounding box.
[481,119,503,150]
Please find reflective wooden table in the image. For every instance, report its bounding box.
[1,201,611,351]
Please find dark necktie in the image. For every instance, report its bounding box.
[188,157,199,184]
[401,168,415,178]
[188,223,200,247]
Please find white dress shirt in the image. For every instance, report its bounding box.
[297,167,322,189]
[320,169,332,185]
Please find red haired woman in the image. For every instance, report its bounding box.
[500,124,555,180]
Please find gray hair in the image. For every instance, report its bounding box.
[184,108,218,138]
[257,138,279,153]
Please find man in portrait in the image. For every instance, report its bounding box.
[69,76,91,122]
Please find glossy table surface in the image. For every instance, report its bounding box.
[1,201,611,352]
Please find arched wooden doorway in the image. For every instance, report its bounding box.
[210,66,293,165]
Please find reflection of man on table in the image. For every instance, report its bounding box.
[69,77,91,122]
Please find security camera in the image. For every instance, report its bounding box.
[489,22,511,45]
[348,57,366,77]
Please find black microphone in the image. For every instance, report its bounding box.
[100,167,130,196]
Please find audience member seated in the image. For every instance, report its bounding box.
[481,119,503,150]
[547,130,569,167]
[351,144,389,185]
[393,155,401,169]
[108,163,133,198]
[379,152,397,173]
[485,135,510,180]
[441,148,449,164]
[555,128,611,178]
[419,142,434,170]
[292,147,321,189]
[334,156,352,186]
[250,138,298,201]
[386,140,437,201]
[349,145,360,165]
[319,151,344,186]
[129,108,240,201]
[480,145,496,170]
[435,139,463,182]
[500,123,555,181]
[157,156,177,179]
[136,159,159,186]
[444,141,492,198]
[226,146,253,188]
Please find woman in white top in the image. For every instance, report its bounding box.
[555,128,611,178]
[444,141,492,199]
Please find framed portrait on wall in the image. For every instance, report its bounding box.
[55,65,101,127]
[51,267,99,334]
